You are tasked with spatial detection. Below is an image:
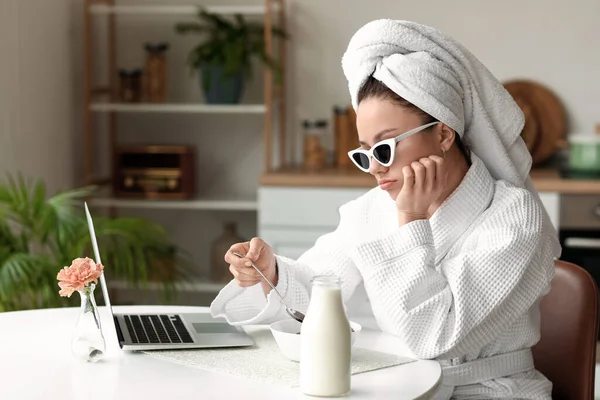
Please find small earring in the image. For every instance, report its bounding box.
[442,149,446,159]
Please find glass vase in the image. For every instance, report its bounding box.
[71,283,106,362]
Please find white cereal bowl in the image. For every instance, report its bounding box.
[269,319,362,362]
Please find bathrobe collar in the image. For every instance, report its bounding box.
[430,154,495,263]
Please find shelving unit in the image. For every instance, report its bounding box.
[82,0,287,297]
[83,0,287,188]
[89,4,277,16]
[90,103,267,114]
[92,196,258,211]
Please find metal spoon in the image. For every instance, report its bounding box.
[232,251,305,323]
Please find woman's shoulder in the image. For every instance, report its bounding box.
[483,180,544,230]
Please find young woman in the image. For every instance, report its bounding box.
[211,19,560,399]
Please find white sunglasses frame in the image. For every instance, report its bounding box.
[347,121,439,173]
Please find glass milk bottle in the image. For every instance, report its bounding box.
[300,275,351,397]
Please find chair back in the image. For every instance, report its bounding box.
[532,260,599,400]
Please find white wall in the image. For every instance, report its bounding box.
[0,0,76,194]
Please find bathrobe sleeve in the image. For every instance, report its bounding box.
[210,201,363,325]
[350,191,555,359]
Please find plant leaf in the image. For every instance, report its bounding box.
[174,10,288,79]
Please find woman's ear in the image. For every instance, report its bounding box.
[439,124,456,152]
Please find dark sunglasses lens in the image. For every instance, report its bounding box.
[352,153,370,170]
[373,144,392,164]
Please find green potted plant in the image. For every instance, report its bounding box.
[0,175,189,312]
[175,9,288,104]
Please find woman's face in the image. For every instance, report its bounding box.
[355,97,443,200]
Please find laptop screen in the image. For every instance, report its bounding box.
[84,202,116,321]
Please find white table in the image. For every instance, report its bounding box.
[0,305,441,399]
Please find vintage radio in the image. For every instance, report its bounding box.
[113,145,196,199]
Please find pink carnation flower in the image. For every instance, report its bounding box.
[57,257,104,297]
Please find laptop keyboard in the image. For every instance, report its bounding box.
[123,314,194,344]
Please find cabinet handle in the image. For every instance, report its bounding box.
[564,237,600,249]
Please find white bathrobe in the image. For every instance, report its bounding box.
[210,154,556,400]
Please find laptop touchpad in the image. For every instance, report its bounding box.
[192,323,242,334]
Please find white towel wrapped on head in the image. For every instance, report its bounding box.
[341,19,560,257]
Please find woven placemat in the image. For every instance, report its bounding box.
[143,326,415,387]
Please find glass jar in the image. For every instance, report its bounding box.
[300,275,351,397]
[302,119,328,171]
[144,42,169,103]
[118,69,143,103]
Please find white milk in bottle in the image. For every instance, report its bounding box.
[300,275,351,397]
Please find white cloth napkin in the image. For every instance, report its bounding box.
[143,325,415,388]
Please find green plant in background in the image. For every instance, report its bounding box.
[175,9,288,104]
[0,175,189,312]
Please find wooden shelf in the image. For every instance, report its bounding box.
[261,166,377,188]
[529,169,600,194]
[90,103,267,114]
[109,279,226,293]
[261,166,600,194]
[89,4,278,16]
[90,196,258,211]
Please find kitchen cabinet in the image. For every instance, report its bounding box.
[258,186,561,259]
[258,187,366,258]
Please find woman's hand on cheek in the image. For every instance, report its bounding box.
[396,155,446,227]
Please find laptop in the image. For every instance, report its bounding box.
[84,202,254,351]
